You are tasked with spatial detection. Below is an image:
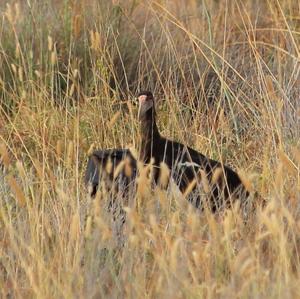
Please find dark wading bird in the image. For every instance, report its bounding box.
[137,91,249,211]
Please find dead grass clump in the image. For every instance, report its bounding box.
[0,0,299,298]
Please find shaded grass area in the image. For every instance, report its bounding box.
[0,0,300,298]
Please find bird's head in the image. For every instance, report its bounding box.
[137,91,155,121]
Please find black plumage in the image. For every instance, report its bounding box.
[137,91,248,211]
[85,148,137,198]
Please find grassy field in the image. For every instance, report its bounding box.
[0,0,299,298]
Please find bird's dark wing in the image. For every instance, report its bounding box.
[85,154,100,197]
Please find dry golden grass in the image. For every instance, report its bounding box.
[0,0,300,298]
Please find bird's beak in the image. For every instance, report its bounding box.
[138,95,152,120]
[138,95,147,106]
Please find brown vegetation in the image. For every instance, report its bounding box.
[0,0,299,298]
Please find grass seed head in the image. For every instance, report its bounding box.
[113,160,126,179]
[158,162,170,189]
[72,14,82,39]
[56,140,62,160]
[70,212,80,241]
[11,63,17,74]
[48,36,53,52]
[18,67,23,82]
[212,167,223,185]
[5,4,14,24]
[105,158,113,174]
[51,51,56,65]
[66,141,74,168]
[199,169,210,194]
[183,178,197,198]
[0,142,10,168]
[16,160,26,180]
[137,162,152,199]
[6,175,26,207]
[124,157,133,177]
[85,216,92,238]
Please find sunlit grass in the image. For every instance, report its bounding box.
[0,0,299,298]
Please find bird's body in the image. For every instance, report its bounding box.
[137,91,248,211]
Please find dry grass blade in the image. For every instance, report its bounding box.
[0,0,299,297]
[108,111,121,128]
[278,150,298,175]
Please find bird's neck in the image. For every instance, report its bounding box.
[139,109,160,163]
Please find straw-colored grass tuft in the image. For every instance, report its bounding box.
[0,0,299,298]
